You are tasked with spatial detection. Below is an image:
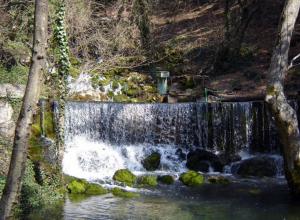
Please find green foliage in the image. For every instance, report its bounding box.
[113,94,130,102]
[158,175,174,185]
[29,137,44,162]
[29,101,56,162]
[179,171,204,186]
[4,40,31,63]
[69,66,81,78]
[126,88,140,97]
[113,169,137,186]
[112,188,140,198]
[88,69,159,103]
[52,1,71,150]
[19,160,64,215]
[0,65,28,84]
[0,176,6,196]
[53,2,71,80]
[137,175,158,187]
[142,152,161,171]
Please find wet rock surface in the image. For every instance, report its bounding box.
[186,149,223,172]
[231,155,282,177]
[142,152,161,171]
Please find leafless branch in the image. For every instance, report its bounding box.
[288,53,300,69]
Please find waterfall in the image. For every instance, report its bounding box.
[63,100,300,181]
[65,102,198,146]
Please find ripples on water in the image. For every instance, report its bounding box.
[28,179,300,220]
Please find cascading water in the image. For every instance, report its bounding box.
[62,100,300,182]
[63,102,198,181]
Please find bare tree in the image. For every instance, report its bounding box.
[0,0,48,218]
[266,0,300,196]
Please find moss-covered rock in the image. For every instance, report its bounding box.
[67,178,108,195]
[179,171,204,186]
[208,176,230,184]
[113,169,137,186]
[142,152,161,171]
[67,179,88,194]
[158,175,174,185]
[112,188,140,198]
[85,183,108,195]
[137,175,158,187]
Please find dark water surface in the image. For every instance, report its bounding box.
[28,178,300,220]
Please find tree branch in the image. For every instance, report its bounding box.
[288,53,300,69]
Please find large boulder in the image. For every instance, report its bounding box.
[142,152,161,171]
[218,153,242,166]
[0,83,25,99]
[0,101,15,139]
[231,156,281,177]
[186,149,223,172]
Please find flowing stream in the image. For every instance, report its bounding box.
[31,100,300,220]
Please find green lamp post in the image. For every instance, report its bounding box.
[156,71,170,95]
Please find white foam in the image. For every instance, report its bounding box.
[63,136,187,182]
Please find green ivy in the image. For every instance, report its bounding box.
[53,1,70,150]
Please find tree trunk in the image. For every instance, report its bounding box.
[265,0,300,196]
[0,0,48,219]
